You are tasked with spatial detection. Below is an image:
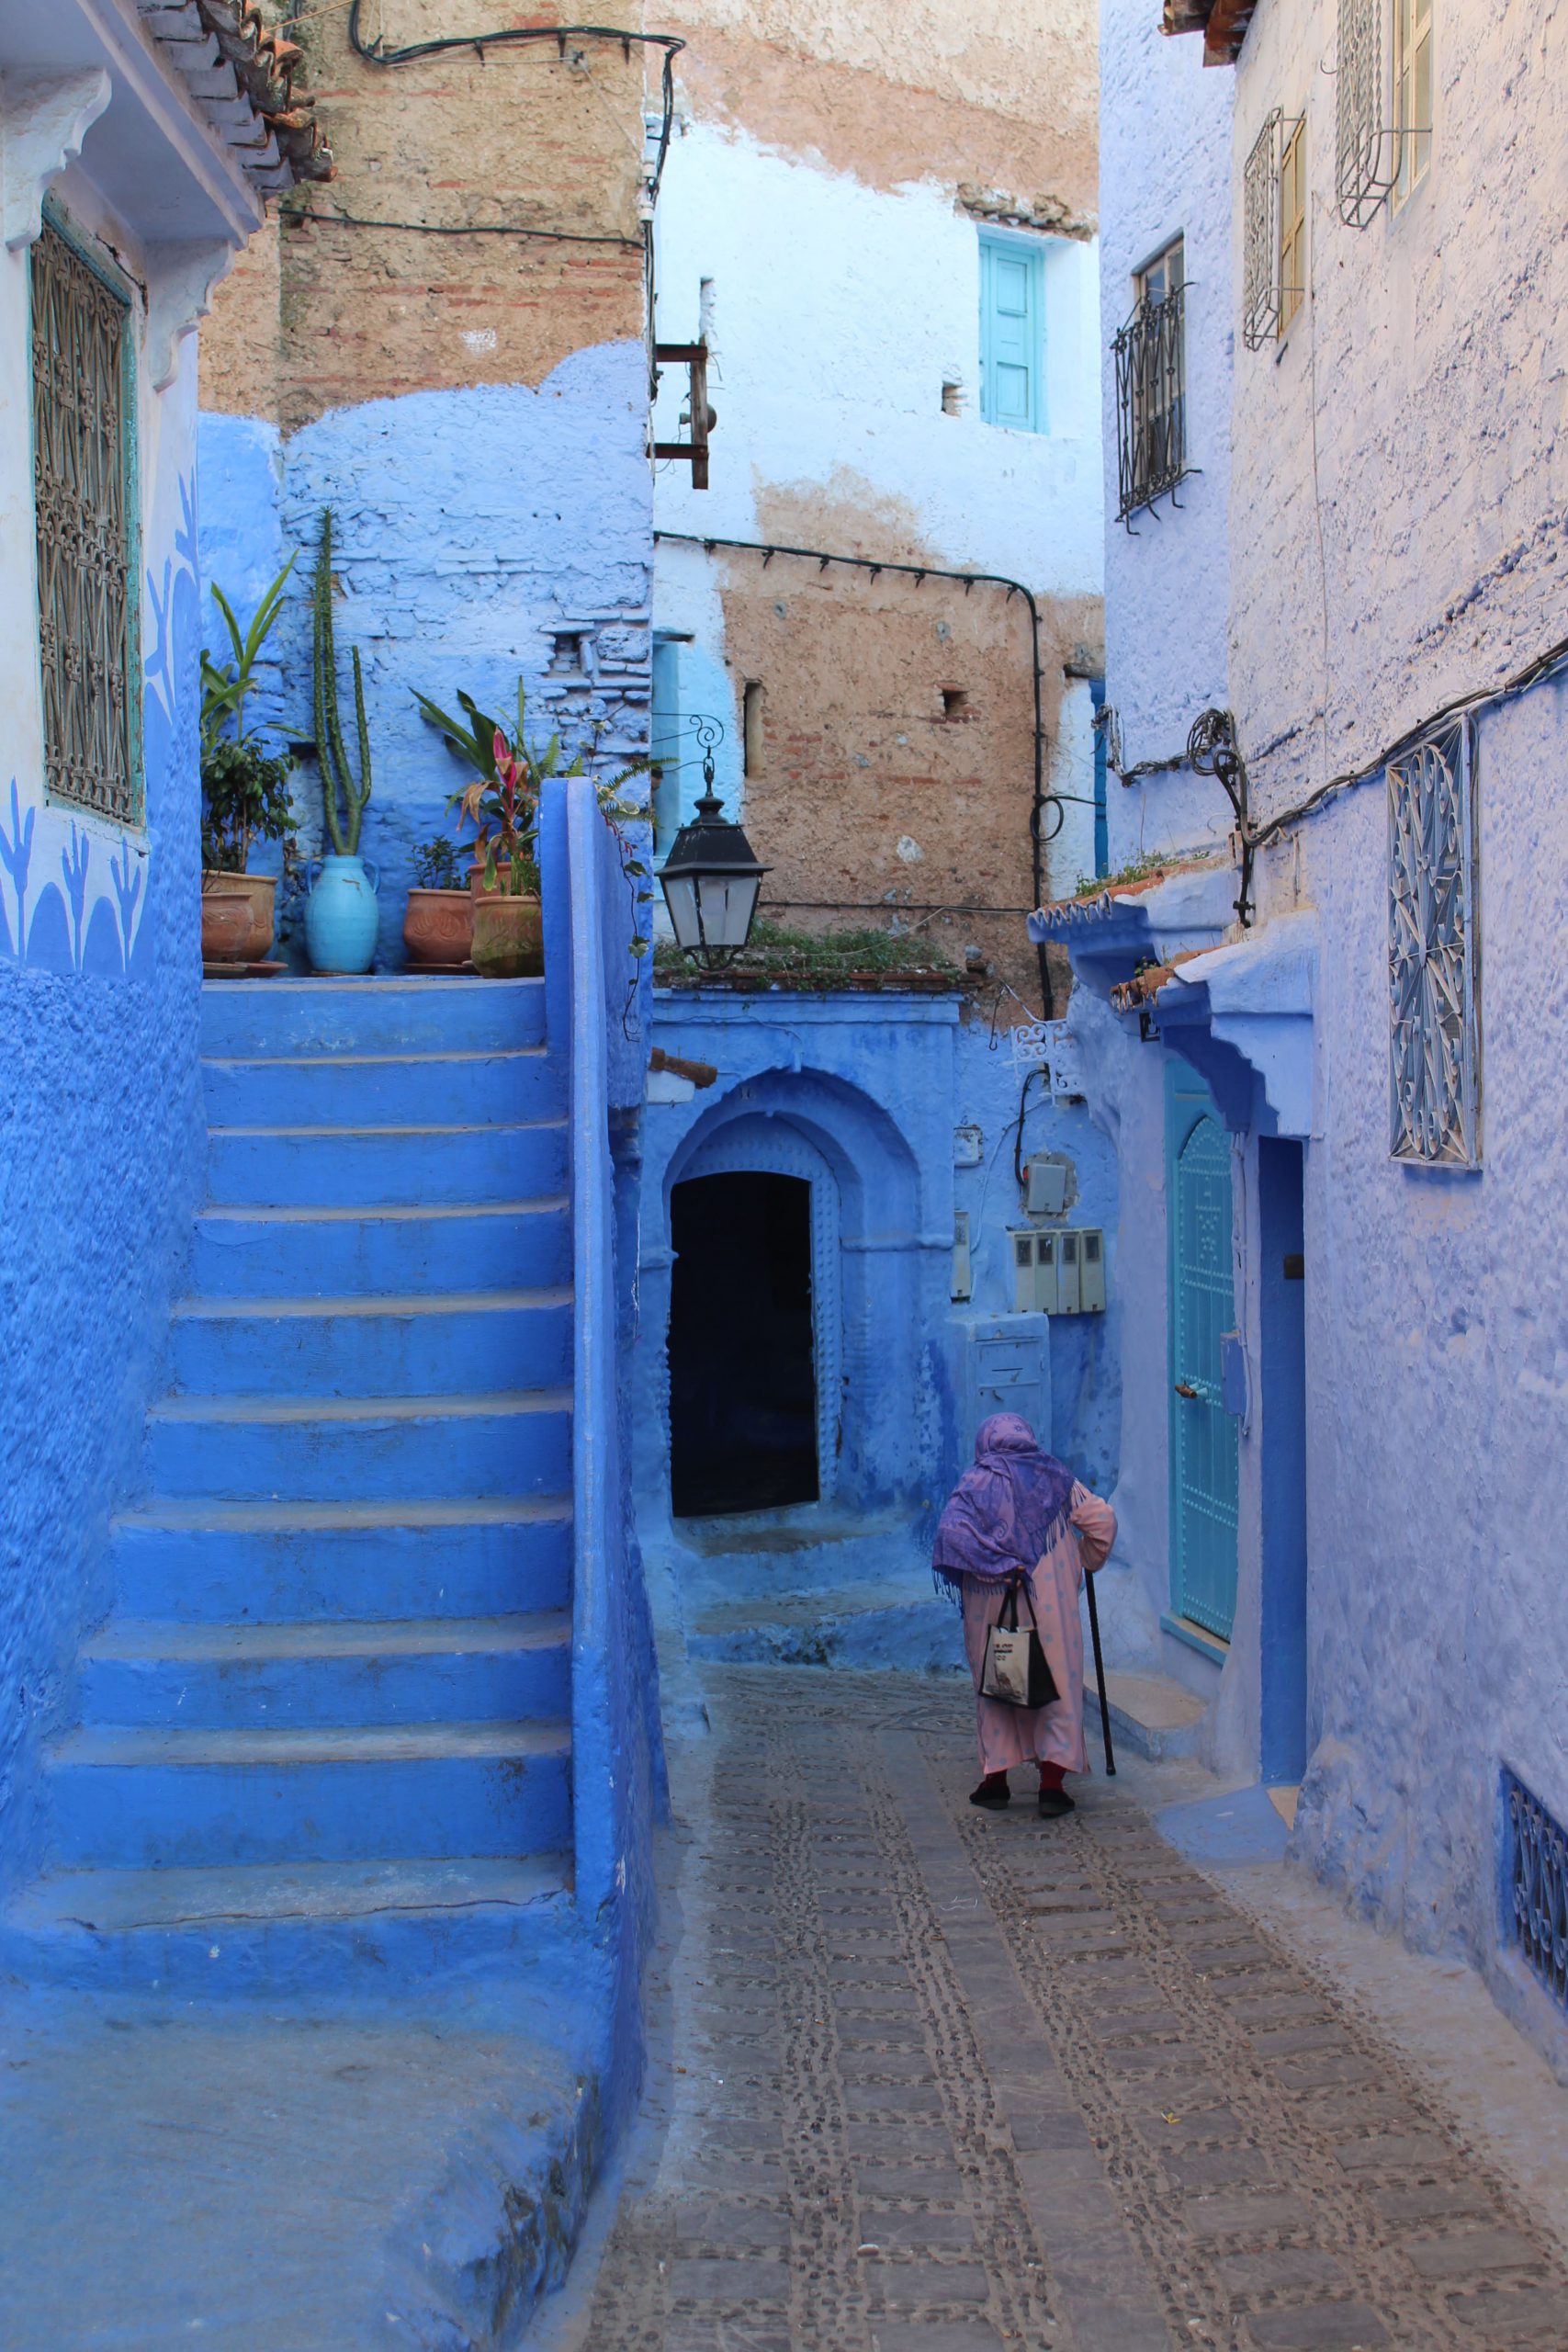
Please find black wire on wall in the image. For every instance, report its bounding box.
[655,529,1074,1020]
[343,6,685,387]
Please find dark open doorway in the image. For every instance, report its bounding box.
[669,1170,819,1517]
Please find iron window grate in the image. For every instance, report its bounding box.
[30,213,140,826]
[1244,109,1306,351]
[1337,0,1430,227]
[1112,282,1188,522]
[1504,1770,1568,2016]
[1388,717,1480,1168]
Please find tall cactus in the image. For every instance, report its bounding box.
[312,508,372,855]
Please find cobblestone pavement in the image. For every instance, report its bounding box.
[580,1669,1568,2352]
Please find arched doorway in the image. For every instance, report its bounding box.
[668,1170,819,1516]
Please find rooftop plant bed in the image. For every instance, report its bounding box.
[653,921,961,993]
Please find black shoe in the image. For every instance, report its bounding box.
[1037,1787,1075,1818]
[970,1777,1011,1809]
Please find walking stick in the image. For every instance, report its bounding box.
[1084,1568,1115,1776]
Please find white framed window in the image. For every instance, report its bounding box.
[1244,113,1306,349]
[1113,236,1186,519]
[1392,0,1433,206]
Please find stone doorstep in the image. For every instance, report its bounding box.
[1086,1669,1208,1762]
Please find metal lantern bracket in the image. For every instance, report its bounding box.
[654,342,713,489]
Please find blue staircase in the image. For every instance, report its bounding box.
[6,977,584,2000]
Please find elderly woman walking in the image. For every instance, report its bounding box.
[934,1412,1117,1817]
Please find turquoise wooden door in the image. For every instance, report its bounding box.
[1167,1065,1239,1640]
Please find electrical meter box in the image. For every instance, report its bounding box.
[1010,1227,1105,1315]
[962,1315,1051,1454]
[1078,1226,1107,1312]
[1056,1229,1081,1314]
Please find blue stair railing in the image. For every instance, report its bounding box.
[539,775,659,2034]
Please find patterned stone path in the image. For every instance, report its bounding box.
[580,1670,1568,2352]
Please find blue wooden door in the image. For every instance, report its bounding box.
[979,234,1043,432]
[1167,1066,1239,1640]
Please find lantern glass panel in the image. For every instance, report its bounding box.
[661,871,701,951]
[696,872,760,950]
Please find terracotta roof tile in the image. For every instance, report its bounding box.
[1159,0,1258,65]
[140,0,333,192]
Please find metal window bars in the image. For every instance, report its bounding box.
[1243,109,1306,351]
[1388,717,1480,1168]
[1505,1770,1568,2018]
[1337,0,1428,227]
[1112,282,1187,522]
[30,219,137,824]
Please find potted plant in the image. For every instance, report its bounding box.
[403,834,474,968]
[303,509,379,975]
[459,733,544,978]
[199,557,296,964]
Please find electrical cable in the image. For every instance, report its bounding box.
[655,529,1064,1018]
[343,7,685,397]
[285,207,642,250]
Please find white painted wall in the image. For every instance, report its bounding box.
[650,117,1103,846]
[1099,0,1235,868]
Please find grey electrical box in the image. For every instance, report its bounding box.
[963,1314,1051,1454]
[1025,1154,1068,1216]
[1011,1228,1055,1313]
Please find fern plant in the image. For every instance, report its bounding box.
[312,509,373,856]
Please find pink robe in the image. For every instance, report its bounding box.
[960,1482,1117,1774]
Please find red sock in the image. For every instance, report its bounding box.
[1038,1762,1066,1792]
[979,1770,1009,1791]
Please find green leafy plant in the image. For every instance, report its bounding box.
[201,739,297,875]
[200,556,295,757]
[456,732,547,897]
[199,558,298,874]
[413,682,516,785]
[412,835,463,890]
[312,509,373,856]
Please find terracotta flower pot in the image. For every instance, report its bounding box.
[468,860,513,899]
[200,890,251,964]
[203,870,277,961]
[404,886,475,968]
[471,893,544,978]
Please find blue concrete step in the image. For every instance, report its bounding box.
[77,1613,571,1728]
[1,1855,575,2003]
[205,1121,567,1208]
[201,1048,563,1128]
[169,1288,572,1397]
[200,977,546,1058]
[110,1498,572,1622]
[189,1200,570,1297]
[46,1719,571,1868]
[146,1391,572,1504]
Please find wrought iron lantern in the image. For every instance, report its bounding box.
[658,738,767,969]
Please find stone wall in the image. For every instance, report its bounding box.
[202,6,649,428]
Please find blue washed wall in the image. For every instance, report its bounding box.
[0,365,206,1893]
[197,345,652,967]
[633,991,1120,1600]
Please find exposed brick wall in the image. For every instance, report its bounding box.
[203,5,650,428]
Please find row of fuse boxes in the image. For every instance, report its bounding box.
[1010,1227,1106,1315]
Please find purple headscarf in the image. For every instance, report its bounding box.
[932,1412,1076,1598]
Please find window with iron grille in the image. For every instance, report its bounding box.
[1388,717,1479,1168]
[1504,1770,1568,2018]
[1337,0,1432,227]
[1243,111,1306,350]
[1113,238,1186,522]
[29,210,141,826]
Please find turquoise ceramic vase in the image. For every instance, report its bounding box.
[304,854,380,975]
